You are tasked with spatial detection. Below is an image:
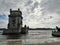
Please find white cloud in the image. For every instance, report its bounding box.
[0,0,60,28]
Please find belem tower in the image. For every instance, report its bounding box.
[3,8,29,35]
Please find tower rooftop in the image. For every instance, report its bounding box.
[10,9,22,13]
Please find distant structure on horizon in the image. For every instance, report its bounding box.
[3,8,29,34]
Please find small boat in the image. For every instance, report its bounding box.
[56,26,60,32]
[52,26,60,37]
[52,31,60,37]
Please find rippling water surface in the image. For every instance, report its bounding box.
[0,30,60,41]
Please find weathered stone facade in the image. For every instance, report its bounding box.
[3,9,23,34]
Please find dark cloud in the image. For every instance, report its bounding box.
[25,0,33,6]
[40,0,60,27]
[24,0,40,13]
[31,1,40,12]
[40,0,60,13]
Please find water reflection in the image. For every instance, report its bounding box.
[0,30,60,45]
[6,35,21,39]
[0,30,54,42]
[0,40,22,45]
[7,40,22,45]
[0,30,52,39]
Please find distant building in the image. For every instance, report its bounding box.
[3,9,24,34]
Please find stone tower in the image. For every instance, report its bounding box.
[7,9,23,33]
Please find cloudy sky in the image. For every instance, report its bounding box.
[0,0,60,28]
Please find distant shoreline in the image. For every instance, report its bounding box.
[0,28,56,30]
[29,28,55,30]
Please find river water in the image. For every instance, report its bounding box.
[0,30,52,40]
[0,30,60,45]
